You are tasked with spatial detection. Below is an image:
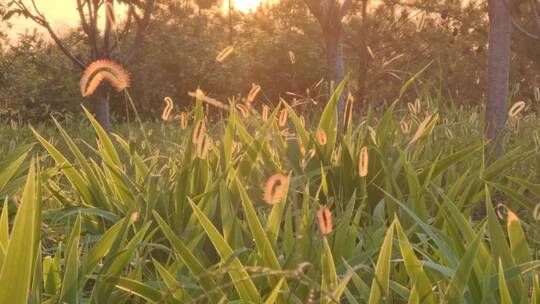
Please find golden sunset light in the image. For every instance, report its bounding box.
[231,0,265,12]
[9,1,126,33]
[1,0,538,302]
[10,0,266,35]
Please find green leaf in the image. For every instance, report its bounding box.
[80,218,127,286]
[82,106,121,167]
[399,61,432,98]
[486,188,524,300]
[60,214,81,304]
[32,128,94,206]
[189,199,261,303]
[154,211,226,302]
[236,178,285,277]
[442,227,483,303]
[113,277,177,303]
[322,237,338,289]
[420,143,483,184]
[368,220,395,304]
[498,260,513,304]
[506,211,532,266]
[395,219,435,304]
[0,199,8,266]
[317,79,347,150]
[153,259,192,302]
[0,161,41,304]
[0,144,31,193]
[264,278,285,304]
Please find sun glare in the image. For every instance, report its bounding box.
[232,0,264,12]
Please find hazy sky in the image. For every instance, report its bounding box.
[9,0,265,39]
[10,1,81,36]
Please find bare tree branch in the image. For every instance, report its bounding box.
[529,0,540,35]
[101,0,114,56]
[11,0,86,69]
[76,0,91,36]
[512,17,540,38]
[124,0,155,64]
[304,0,326,25]
[340,0,352,18]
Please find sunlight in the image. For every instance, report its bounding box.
[231,0,264,12]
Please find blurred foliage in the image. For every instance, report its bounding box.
[0,0,539,122]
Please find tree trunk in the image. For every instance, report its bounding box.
[356,0,370,105]
[485,0,511,146]
[325,29,346,122]
[94,87,111,133]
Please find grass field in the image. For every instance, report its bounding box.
[1,84,540,303]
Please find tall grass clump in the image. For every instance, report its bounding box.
[0,80,539,303]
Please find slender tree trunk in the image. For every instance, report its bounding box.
[474,0,512,218]
[94,87,111,133]
[357,0,370,104]
[325,29,346,121]
[485,0,511,145]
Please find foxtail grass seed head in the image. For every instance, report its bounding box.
[162,96,174,121]
[307,287,316,304]
[299,139,306,156]
[415,98,421,112]
[534,203,540,221]
[400,120,411,134]
[179,112,188,129]
[262,105,270,122]
[236,103,249,118]
[288,51,296,64]
[314,78,324,90]
[409,114,433,145]
[216,46,234,62]
[247,83,261,103]
[368,126,378,145]
[495,203,508,220]
[232,141,241,154]
[269,147,278,159]
[407,102,416,114]
[445,128,454,139]
[195,89,204,99]
[263,174,288,205]
[188,90,229,110]
[317,129,327,145]
[278,109,288,127]
[359,146,369,177]
[343,93,354,131]
[535,87,540,102]
[469,112,477,124]
[192,120,206,144]
[416,13,425,32]
[509,101,526,117]
[281,128,294,137]
[80,60,130,97]
[534,131,540,152]
[317,207,333,235]
[196,134,211,159]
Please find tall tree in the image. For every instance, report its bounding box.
[304,0,351,119]
[5,0,155,132]
[485,0,512,144]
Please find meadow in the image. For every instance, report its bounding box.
[1,82,540,303]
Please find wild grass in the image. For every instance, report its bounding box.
[0,83,540,303]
